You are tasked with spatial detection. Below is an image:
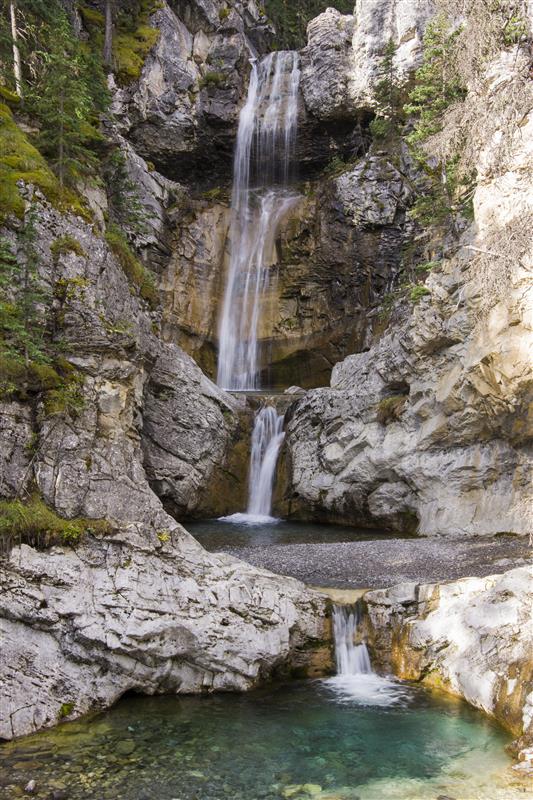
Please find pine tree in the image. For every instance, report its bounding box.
[369,39,404,140]
[0,204,49,367]
[28,10,108,187]
[404,15,466,230]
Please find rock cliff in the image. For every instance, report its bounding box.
[284,32,533,536]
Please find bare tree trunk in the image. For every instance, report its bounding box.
[58,89,65,188]
[104,0,114,71]
[10,0,23,98]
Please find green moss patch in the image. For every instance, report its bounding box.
[376,395,407,425]
[51,235,86,261]
[114,2,161,85]
[105,225,158,308]
[0,103,91,223]
[0,495,112,552]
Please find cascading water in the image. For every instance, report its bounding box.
[332,604,372,676]
[217,51,301,391]
[220,405,285,524]
[326,603,407,706]
[247,406,285,518]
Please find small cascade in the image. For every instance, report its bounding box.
[326,603,407,706]
[332,604,372,677]
[217,51,301,391]
[247,406,285,519]
[219,405,285,525]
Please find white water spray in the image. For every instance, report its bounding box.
[326,604,407,706]
[217,51,301,391]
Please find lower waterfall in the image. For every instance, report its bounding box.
[220,405,285,524]
[326,604,406,706]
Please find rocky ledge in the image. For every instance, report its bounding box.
[0,529,326,740]
[365,565,533,772]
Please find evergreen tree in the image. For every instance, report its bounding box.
[404,15,464,150]
[404,15,466,230]
[105,147,150,237]
[28,10,109,187]
[369,39,404,140]
[0,203,49,366]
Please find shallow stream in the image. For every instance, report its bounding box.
[0,679,523,800]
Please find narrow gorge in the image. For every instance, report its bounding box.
[0,1,531,799]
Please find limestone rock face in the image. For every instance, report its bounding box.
[284,50,533,536]
[114,0,271,184]
[349,0,435,108]
[301,0,434,120]
[142,344,251,518]
[0,532,325,740]
[301,8,355,121]
[364,566,533,758]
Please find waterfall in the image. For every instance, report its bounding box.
[326,603,407,706]
[332,604,372,676]
[217,51,301,391]
[247,406,285,518]
[219,405,285,524]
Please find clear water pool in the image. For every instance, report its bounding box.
[185,519,401,551]
[0,679,523,800]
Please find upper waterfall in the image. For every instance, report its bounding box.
[217,51,301,391]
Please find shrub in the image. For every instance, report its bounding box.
[50,235,85,262]
[376,395,407,425]
[199,71,226,90]
[410,284,431,304]
[105,225,158,308]
[0,495,112,553]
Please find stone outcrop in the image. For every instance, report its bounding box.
[0,530,325,740]
[301,0,434,120]
[284,48,533,536]
[142,344,251,518]
[113,0,272,184]
[364,566,533,767]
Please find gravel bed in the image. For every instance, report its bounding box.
[219,536,531,589]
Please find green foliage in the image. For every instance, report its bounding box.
[50,235,85,262]
[105,225,158,308]
[43,370,85,416]
[323,154,356,178]
[0,103,90,222]
[264,1,354,50]
[113,1,161,85]
[376,395,407,425]
[403,15,468,231]
[409,284,431,304]
[58,702,75,719]
[219,7,230,21]
[0,495,112,552]
[27,10,109,188]
[414,260,440,273]
[104,148,151,236]
[404,15,465,149]
[199,71,226,90]
[0,209,49,366]
[503,13,528,45]
[369,40,405,141]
